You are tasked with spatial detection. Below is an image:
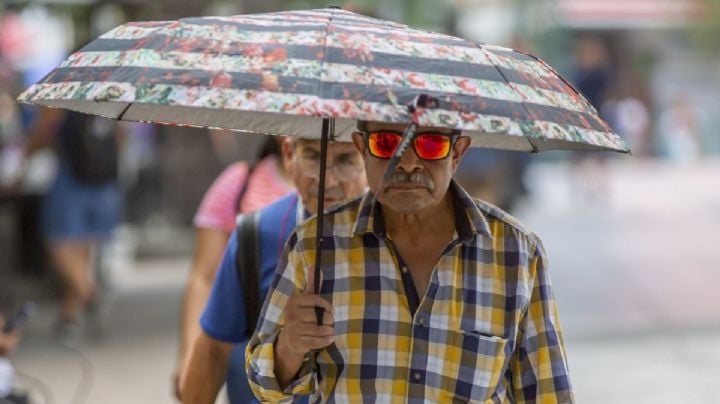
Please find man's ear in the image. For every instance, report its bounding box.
[351,132,366,155]
[451,136,472,171]
[281,137,294,172]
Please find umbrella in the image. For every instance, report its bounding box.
[17,7,629,323]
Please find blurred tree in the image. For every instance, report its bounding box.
[690,0,720,55]
[280,0,455,32]
[136,0,281,20]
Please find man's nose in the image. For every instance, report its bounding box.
[395,143,422,172]
[323,165,340,188]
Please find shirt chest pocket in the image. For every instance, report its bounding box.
[438,330,509,402]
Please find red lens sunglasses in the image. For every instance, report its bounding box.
[363,130,459,161]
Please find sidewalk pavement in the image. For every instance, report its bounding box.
[10,258,189,404]
[515,157,720,404]
[8,158,720,404]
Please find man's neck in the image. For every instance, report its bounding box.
[383,193,455,241]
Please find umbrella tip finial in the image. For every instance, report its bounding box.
[407,94,439,114]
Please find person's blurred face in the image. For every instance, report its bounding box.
[282,138,367,214]
[352,122,471,213]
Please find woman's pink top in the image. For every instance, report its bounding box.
[193,155,293,233]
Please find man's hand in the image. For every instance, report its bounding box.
[274,276,334,388]
[172,359,184,401]
[0,317,21,357]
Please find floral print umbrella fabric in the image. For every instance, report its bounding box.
[17,7,628,153]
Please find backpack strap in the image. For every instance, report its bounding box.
[234,210,261,338]
[234,163,256,214]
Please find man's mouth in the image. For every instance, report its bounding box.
[386,184,426,190]
[384,172,434,192]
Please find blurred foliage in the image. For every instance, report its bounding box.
[282,0,374,13]
[528,28,573,75]
[280,0,454,32]
[690,0,720,56]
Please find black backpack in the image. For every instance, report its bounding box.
[233,163,263,338]
[60,112,119,185]
[234,210,262,338]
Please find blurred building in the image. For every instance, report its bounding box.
[453,0,718,157]
[555,0,716,157]
[2,0,719,275]
[556,0,702,29]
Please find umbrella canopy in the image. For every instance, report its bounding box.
[17,7,628,153]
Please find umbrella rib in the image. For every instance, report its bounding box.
[472,42,541,153]
[513,52,627,154]
[521,50,595,114]
[116,102,132,121]
[527,137,539,153]
[318,6,339,117]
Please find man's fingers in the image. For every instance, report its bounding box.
[303,267,324,294]
[303,273,314,294]
[301,268,328,326]
[172,371,183,401]
[289,324,335,338]
[322,310,333,326]
[294,335,335,351]
[295,310,334,326]
[292,294,334,314]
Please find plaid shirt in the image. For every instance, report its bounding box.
[247,182,573,403]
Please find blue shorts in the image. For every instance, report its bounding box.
[43,164,121,242]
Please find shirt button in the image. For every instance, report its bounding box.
[417,317,425,327]
[401,266,408,273]
[413,372,422,381]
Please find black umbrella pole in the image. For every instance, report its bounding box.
[313,118,330,325]
[372,122,417,200]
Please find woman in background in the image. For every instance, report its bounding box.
[174,134,293,401]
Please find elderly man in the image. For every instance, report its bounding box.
[247,121,574,403]
[180,138,367,404]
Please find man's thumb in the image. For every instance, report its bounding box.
[303,267,323,294]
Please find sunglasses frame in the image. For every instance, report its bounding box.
[360,130,460,161]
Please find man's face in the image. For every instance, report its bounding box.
[351,122,471,213]
[283,139,367,214]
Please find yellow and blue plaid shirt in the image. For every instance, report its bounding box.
[247,182,573,403]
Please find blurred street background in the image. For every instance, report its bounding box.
[1,0,719,403]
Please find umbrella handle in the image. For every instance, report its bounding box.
[314,306,325,326]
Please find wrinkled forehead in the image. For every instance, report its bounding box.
[358,121,458,136]
[294,138,359,154]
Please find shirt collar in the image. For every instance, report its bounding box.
[296,194,310,223]
[352,179,492,242]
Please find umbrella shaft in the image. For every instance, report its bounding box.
[314,118,331,324]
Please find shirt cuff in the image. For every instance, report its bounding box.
[246,330,316,401]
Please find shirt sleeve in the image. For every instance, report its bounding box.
[200,230,248,343]
[510,240,575,403]
[193,163,250,233]
[245,230,317,402]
